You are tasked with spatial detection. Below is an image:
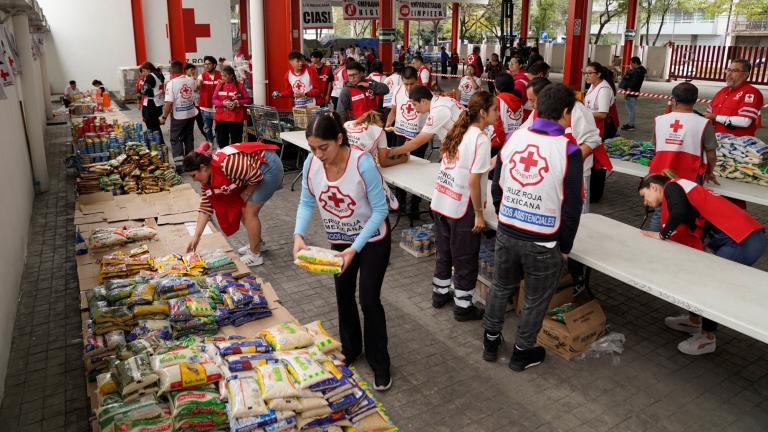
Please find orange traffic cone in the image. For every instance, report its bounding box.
[665,100,672,113]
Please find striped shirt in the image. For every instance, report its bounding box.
[199,153,264,215]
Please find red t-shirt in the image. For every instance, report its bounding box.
[706,82,764,136]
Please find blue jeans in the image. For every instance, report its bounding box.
[648,208,662,232]
[709,229,766,266]
[625,96,637,127]
[201,110,215,143]
[248,151,284,203]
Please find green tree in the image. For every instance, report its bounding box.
[592,0,629,44]
[530,0,568,38]
[735,0,768,18]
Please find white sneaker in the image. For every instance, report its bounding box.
[664,314,701,334]
[240,251,264,266]
[677,333,716,355]
[238,240,267,255]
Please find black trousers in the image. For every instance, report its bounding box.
[332,232,391,377]
[433,211,481,310]
[194,108,206,137]
[590,168,607,203]
[170,117,195,166]
[141,103,164,144]
[215,121,244,148]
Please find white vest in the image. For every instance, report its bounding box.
[498,96,524,134]
[383,73,402,106]
[458,77,480,106]
[288,68,314,107]
[431,126,489,219]
[427,96,464,142]
[584,79,615,113]
[392,85,425,139]
[306,148,388,244]
[498,129,569,235]
[331,67,346,98]
[145,72,165,107]
[343,121,400,212]
[653,112,709,159]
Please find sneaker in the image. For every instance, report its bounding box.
[240,251,264,266]
[238,240,267,255]
[373,373,392,392]
[677,333,716,355]
[454,305,484,322]
[664,314,701,334]
[508,345,546,372]
[432,291,451,309]
[624,125,636,131]
[342,352,359,367]
[483,331,503,362]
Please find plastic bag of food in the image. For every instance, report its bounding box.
[188,297,215,317]
[225,354,279,373]
[85,333,108,357]
[115,416,173,432]
[101,253,127,265]
[97,392,123,408]
[157,276,197,297]
[260,322,313,351]
[294,260,342,274]
[97,372,118,396]
[97,396,164,432]
[86,285,108,304]
[125,254,153,268]
[173,412,229,432]
[203,274,237,293]
[128,244,150,256]
[296,246,344,267]
[95,322,135,336]
[150,348,210,371]
[225,287,254,309]
[267,398,301,412]
[93,306,133,324]
[227,377,269,418]
[134,302,170,317]
[279,352,334,390]
[90,228,128,249]
[115,354,159,396]
[228,410,295,432]
[105,330,126,350]
[183,252,206,275]
[168,297,193,321]
[157,362,223,395]
[117,337,165,360]
[155,254,188,275]
[304,321,342,354]
[301,405,332,418]
[131,283,156,306]
[123,225,158,241]
[256,363,298,400]
[216,338,272,356]
[297,397,329,412]
[127,320,172,342]
[170,386,220,415]
[171,317,218,339]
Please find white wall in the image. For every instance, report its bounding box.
[183,0,233,64]
[0,14,36,404]
[39,0,136,95]
[143,0,170,64]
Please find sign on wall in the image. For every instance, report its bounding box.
[180,0,233,64]
[342,0,380,20]
[397,1,445,21]
[303,1,334,29]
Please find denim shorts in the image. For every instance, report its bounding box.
[249,151,284,203]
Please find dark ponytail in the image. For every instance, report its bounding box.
[587,61,616,93]
[183,142,214,172]
[305,111,349,147]
[440,91,494,162]
[637,169,677,191]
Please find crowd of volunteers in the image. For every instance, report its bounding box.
[131,42,765,390]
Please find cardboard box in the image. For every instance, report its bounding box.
[515,274,575,316]
[536,299,607,360]
[473,279,515,312]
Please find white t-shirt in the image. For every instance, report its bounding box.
[584,80,614,114]
[422,96,464,142]
[458,76,482,106]
[64,86,80,97]
[164,76,198,120]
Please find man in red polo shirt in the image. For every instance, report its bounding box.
[705,59,764,137]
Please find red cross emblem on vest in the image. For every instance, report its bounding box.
[461,81,473,93]
[293,79,306,93]
[669,119,684,133]
[180,83,193,99]
[320,186,357,219]
[509,144,549,187]
[401,102,418,121]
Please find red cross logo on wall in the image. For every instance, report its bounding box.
[0,66,9,82]
[182,8,211,53]
[669,119,684,133]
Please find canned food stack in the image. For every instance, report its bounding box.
[399,224,436,257]
[478,237,495,283]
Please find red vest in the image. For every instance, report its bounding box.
[205,142,279,236]
[199,70,222,109]
[418,65,432,89]
[314,64,331,106]
[591,104,618,171]
[661,179,763,250]
[213,81,247,123]
[347,84,378,120]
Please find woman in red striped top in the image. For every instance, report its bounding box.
[184,142,283,266]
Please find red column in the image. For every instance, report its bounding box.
[371,20,377,38]
[130,0,146,64]
[520,0,530,42]
[239,0,249,57]
[403,20,410,49]
[563,0,589,89]
[451,3,459,52]
[167,0,186,62]
[265,0,293,110]
[291,0,301,51]
[379,0,393,73]
[622,0,638,70]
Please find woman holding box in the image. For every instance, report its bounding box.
[293,111,392,391]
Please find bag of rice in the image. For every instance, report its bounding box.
[115,354,159,396]
[90,228,128,249]
[123,225,158,241]
[279,353,334,390]
[225,354,279,373]
[296,246,344,267]
[96,396,164,432]
[105,330,126,350]
[260,322,313,351]
[304,321,342,354]
[97,392,123,408]
[115,416,173,432]
[157,362,223,395]
[267,398,301,412]
[227,376,269,418]
[228,410,296,432]
[171,387,227,421]
[151,348,210,371]
[122,386,160,403]
[216,338,272,356]
[256,363,298,400]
